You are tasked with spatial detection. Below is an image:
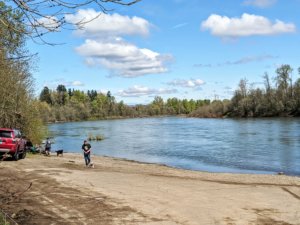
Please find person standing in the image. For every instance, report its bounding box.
[82,140,91,166]
[45,137,51,156]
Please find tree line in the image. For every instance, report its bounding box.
[229,64,300,117]
[38,64,300,123]
[191,64,300,118]
[0,2,46,143]
[38,86,212,122]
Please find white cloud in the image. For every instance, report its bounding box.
[117,85,177,97]
[172,23,188,29]
[44,79,84,88]
[243,0,277,8]
[65,9,150,38]
[201,13,296,38]
[167,79,205,88]
[227,54,277,65]
[76,39,171,77]
[98,89,109,95]
[66,9,172,77]
[37,16,60,31]
[194,54,277,68]
[70,81,84,86]
[224,86,233,90]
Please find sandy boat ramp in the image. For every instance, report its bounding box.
[0,153,299,225]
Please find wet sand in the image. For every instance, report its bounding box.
[1,153,300,225]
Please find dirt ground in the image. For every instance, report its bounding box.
[0,153,300,225]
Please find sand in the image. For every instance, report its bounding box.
[0,153,300,225]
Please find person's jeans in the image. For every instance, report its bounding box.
[84,153,91,166]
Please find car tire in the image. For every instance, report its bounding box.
[20,151,26,159]
[13,150,19,161]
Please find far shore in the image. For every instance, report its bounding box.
[46,114,300,125]
[1,153,300,225]
[47,114,184,124]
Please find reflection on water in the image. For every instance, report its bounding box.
[48,117,300,175]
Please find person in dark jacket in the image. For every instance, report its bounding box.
[82,140,92,166]
[26,139,33,152]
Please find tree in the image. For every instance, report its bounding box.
[1,0,141,44]
[91,93,106,118]
[88,90,98,101]
[275,65,293,94]
[238,78,248,98]
[263,72,271,96]
[68,88,74,98]
[151,96,164,115]
[56,84,67,105]
[0,2,26,58]
[0,5,46,142]
[39,86,52,104]
[0,3,32,129]
[275,64,293,112]
[118,100,126,116]
[106,91,116,115]
[228,78,250,117]
[70,90,88,103]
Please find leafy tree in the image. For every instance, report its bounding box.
[118,101,126,116]
[151,96,164,115]
[0,1,26,58]
[88,90,98,101]
[68,88,74,98]
[36,64,300,122]
[56,84,67,105]
[275,64,293,112]
[0,2,46,142]
[39,86,53,104]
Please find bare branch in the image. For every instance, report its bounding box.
[2,0,141,44]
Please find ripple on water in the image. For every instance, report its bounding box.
[48,117,300,176]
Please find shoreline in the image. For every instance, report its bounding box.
[65,151,299,178]
[1,153,300,224]
[79,153,300,185]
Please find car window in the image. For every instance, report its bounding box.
[0,131,12,138]
[13,130,21,138]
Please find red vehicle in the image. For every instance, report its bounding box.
[0,128,26,160]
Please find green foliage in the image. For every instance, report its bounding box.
[227,64,300,117]
[190,100,229,118]
[0,1,26,58]
[56,84,67,105]
[88,134,104,141]
[37,85,214,122]
[0,1,46,144]
[23,101,48,144]
[189,64,300,118]
[39,86,52,104]
[0,212,10,225]
[35,65,300,121]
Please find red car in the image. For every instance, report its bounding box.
[0,128,27,160]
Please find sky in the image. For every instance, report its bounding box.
[29,0,300,104]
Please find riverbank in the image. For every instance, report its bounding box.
[1,153,300,225]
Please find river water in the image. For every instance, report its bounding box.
[48,117,300,175]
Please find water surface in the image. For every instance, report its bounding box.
[49,117,300,175]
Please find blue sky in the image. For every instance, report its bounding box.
[29,0,300,104]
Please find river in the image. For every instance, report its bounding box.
[48,117,300,175]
